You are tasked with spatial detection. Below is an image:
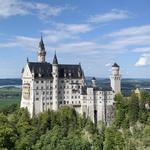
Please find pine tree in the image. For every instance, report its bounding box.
[128,93,139,124]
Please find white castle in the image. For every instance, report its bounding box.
[20,37,121,125]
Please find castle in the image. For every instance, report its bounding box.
[20,36,121,125]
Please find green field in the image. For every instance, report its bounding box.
[0,87,21,109]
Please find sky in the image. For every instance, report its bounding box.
[0,0,150,78]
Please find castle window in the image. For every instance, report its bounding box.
[41,81,44,83]
[36,98,39,101]
[72,96,73,99]
[46,91,49,94]
[36,81,39,83]
[67,101,69,104]
[36,86,38,90]
[78,96,80,98]
[64,101,66,104]
[79,101,80,103]
[72,101,74,104]
[36,92,39,95]
[41,86,43,90]
[43,92,45,95]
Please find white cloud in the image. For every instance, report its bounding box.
[102,25,150,52]
[105,63,111,67]
[0,0,70,19]
[133,47,150,53]
[0,35,38,50]
[108,25,150,37]
[42,23,92,43]
[49,41,101,54]
[88,9,130,23]
[135,53,150,66]
[56,23,92,34]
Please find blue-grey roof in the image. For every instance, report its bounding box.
[27,62,83,79]
[112,63,119,68]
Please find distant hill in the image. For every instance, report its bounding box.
[0,78,150,96]
[0,78,21,86]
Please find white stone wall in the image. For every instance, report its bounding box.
[21,63,115,124]
[110,66,121,94]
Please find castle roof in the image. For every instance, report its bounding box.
[39,35,45,51]
[53,53,58,64]
[112,63,119,68]
[27,62,83,79]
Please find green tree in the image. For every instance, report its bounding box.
[128,93,139,124]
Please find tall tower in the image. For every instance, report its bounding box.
[91,77,96,88]
[110,63,121,94]
[38,35,46,63]
[52,52,59,110]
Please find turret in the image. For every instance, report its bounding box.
[110,63,121,94]
[92,77,96,87]
[38,35,46,63]
[52,52,59,110]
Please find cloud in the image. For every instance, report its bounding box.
[135,53,150,66]
[0,0,70,19]
[133,47,150,53]
[48,41,101,54]
[88,9,130,24]
[105,63,111,67]
[102,25,150,52]
[42,23,92,43]
[108,25,150,37]
[0,35,38,51]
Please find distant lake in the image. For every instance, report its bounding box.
[0,85,21,88]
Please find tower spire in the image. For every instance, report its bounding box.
[52,51,58,65]
[38,34,46,63]
[39,33,45,51]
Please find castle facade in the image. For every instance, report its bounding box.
[20,37,121,125]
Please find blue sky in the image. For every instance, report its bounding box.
[0,0,150,78]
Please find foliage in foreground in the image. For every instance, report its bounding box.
[0,106,104,150]
[0,90,150,150]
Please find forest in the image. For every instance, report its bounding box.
[0,91,150,150]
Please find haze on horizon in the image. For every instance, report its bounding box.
[0,0,150,78]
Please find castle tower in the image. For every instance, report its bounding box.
[110,63,121,94]
[52,52,59,110]
[91,77,96,88]
[38,35,46,63]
